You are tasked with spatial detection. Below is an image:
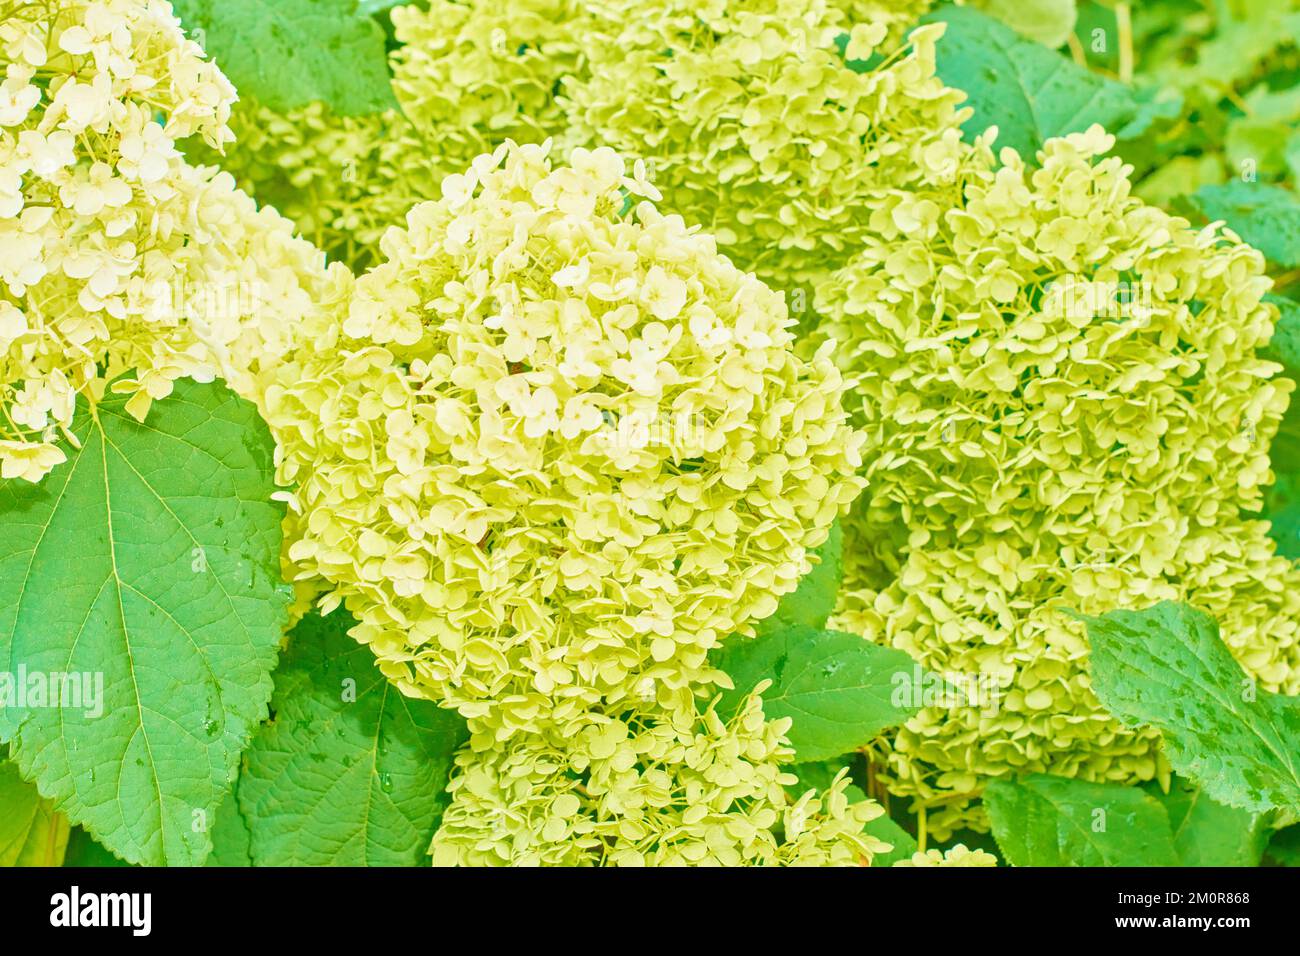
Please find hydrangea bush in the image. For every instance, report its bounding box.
[815,125,1300,836]
[2,0,1299,871]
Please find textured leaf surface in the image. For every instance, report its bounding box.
[1082,602,1300,813]
[754,522,842,637]
[0,381,289,866]
[715,626,922,761]
[1149,779,1267,867]
[986,774,1179,866]
[927,6,1144,157]
[1193,182,1300,268]
[173,0,397,115]
[0,760,69,866]
[238,612,468,866]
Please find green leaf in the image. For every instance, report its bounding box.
[925,5,1146,158]
[1262,293,1300,557]
[866,814,918,867]
[975,0,1077,49]
[1148,778,1268,867]
[62,827,133,868]
[0,760,69,866]
[714,626,924,761]
[0,381,289,866]
[205,783,253,867]
[754,522,842,637]
[1081,601,1300,814]
[172,0,397,115]
[985,774,1179,866]
[236,611,468,866]
[1192,181,1300,269]
[1267,825,1300,866]
[1264,294,1300,380]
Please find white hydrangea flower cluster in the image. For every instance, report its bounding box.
[0,0,349,482]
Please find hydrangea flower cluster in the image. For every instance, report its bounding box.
[895,844,998,867]
[266,139,866,741]
[0,0,348,482]
[199,0,583,271]
[263,139,880,864]
[430,686,886,866]
[189,102,423,271]
[209,0,967,295]
[814,125,1300,837]
[826,0,934,45]
[552,0,969,289]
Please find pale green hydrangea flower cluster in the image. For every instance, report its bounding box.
[430,686,887,866]
[560,0,965,288]
[188,102,426,272]
[0,0,349,482]
[826,0,934,46]
[814,125,1300,837]
[266,139,866,741]
[196,0,583,271]
[208,0,963,295]
[265,140,880,864]
[894,843,998,867]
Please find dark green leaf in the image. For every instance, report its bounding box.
[1149,778,1268,867]
[236,611,468,866]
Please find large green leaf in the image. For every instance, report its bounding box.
[0,760,69,866]
[925,5,1149,158]
[172,0,397,115]
[0,381,289,866]
[714,626,923,761]
[985,774,1179,866]
[1148,779,1268,867]
[1081,602,1300,814]
[1192,182,1300,269]
[237,611,468,866]
[754,522,843,637]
